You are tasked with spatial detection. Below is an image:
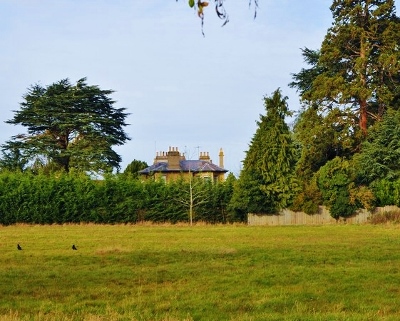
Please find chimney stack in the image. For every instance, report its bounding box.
[167,146,181,170]
[199,151,211,162]
[219,148,224,168]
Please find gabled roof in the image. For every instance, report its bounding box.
[139,160,228,174]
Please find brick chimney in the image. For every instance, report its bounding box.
[199,152,211,162]
[154,151,168,164]
[167,146,181,170]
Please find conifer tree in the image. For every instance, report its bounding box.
[229,89,299,216]
[291,0,400,136]
[355,108,400,184]
[3,78,130,174]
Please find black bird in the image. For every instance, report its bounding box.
[17,244,22,250]
[72,244,77,250]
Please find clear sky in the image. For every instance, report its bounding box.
[1,1,398,176]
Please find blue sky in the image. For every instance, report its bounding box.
[2,1,397,175]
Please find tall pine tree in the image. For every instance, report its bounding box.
[229,89,299,217]
[291,0,400,136]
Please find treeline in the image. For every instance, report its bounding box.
[0,171,235,225]
[2,167,400,225]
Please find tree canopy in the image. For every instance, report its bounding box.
[290,0,400,136]
[3,78,130,174]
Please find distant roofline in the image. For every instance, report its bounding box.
[139,160,228,174]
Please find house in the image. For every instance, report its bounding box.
[138,146,228,183]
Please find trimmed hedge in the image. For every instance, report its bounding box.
[0,172,233,225]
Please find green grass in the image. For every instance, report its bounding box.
[1,224,400,320]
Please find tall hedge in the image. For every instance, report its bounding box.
[0,171,234,225]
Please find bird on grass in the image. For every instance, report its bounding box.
[72,244,77,250]
[17,244,22,250]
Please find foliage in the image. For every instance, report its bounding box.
[0,145,28,172]
[290,0,400,136]
[178,177,214,224]
[370,178,400,207]
[289,0,400,213]
[145,179,190,223]
[290,176,322,214]
[122,159,148,179]
[354,108,400,184]
[0,171,234,225]
[230,89,300,216]
[228,170,270,220]
[212,172,236,223]
[316,157,355,219]
[0,170,97,224]
[349,183,375,212]
[316,157,374,218]
[289,48,323,98]
[293,107,360,181]
[3,78,130,174]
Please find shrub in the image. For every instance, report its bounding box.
[317,157,355,218]
[291,177,321,214]
[371,179,400,207]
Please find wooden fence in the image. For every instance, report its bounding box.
[247,206,400,226]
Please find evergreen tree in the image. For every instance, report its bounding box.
[293,107,358,181]
[291,0,400,136]
[123,159,148,179]
[0,145,28,172]
[229,89,299,216]
[354,108,400,184]
[3,78,130,174]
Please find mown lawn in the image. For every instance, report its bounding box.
[1,223,400,320]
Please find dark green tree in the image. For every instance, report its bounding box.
[354,108,400,184]
[0,145,29,172]
[293,107,358,181]
[123,159,148,179]
[3,78,130,174]
[316,156,374,219]
[229,89,299,217]
[316,157,356,219]
[291,0,400,136]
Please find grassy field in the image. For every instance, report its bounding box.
[1,223,400,321]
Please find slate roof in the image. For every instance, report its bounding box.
[139,160,228,174]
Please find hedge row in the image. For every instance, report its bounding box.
[0,172,234,225]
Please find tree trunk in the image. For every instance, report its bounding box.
[359,28,368,136]
[359,99,368,136]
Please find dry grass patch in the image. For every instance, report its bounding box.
[370,210,400,224]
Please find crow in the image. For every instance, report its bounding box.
[72,244,77,250]
[17,244,22,250]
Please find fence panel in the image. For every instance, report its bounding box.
[247,206,400,225]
